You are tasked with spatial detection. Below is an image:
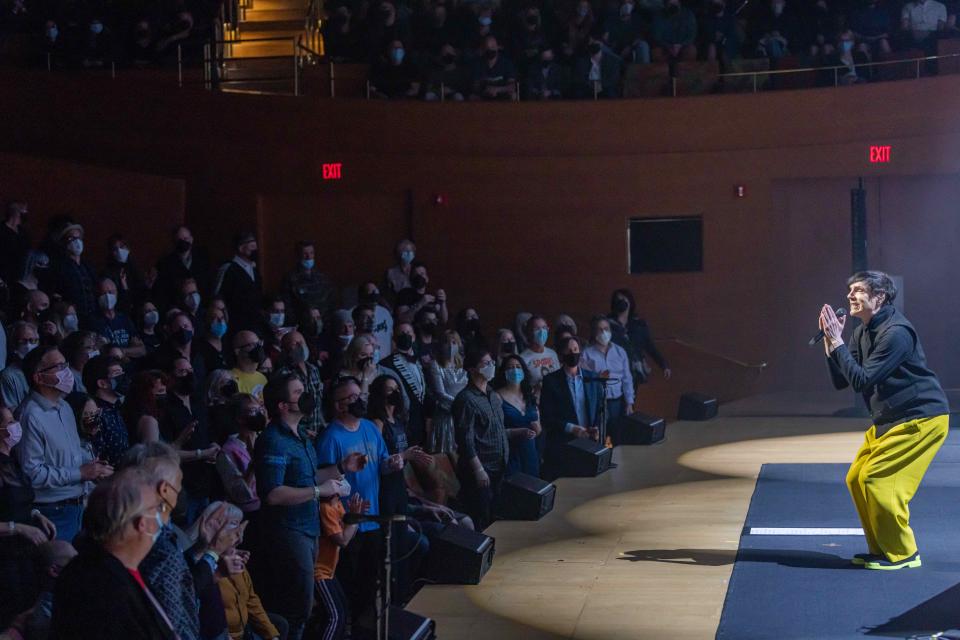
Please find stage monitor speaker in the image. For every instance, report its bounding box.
[613,412,666,445]
[495,473,556,521]
[677,393,718,421]
[560,438,613,477]
[353,606,436,640]
[426,524,494,585]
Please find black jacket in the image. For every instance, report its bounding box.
[827,306,949,435]
[539,367,606,451]
[51,546,177,640]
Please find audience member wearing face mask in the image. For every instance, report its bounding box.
[492,354,541,477]
[579,315,635,444]
[425,330,468,455]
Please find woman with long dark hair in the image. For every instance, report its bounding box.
[493,354,541,477]
[608,288,672,385]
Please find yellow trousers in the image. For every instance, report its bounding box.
[846,414,949,562]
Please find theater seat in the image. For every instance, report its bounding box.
[769,56,817,90]
[623,62,671,98]
[874,49,925,81]
[721,58,771,93]
[675,61,720,95]
[937,38,960,75]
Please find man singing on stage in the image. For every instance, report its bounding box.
[820,270,950,570]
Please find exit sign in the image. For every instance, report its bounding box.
[869,146,891,163]
[322,163,342,180]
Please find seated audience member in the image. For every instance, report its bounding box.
[282,240,335,319]
[49,222,97,321]
[18,346,113,543]
[1,321,37,410]
[313,486,367,640]
[316,377,404,625]
[216,393,262,513]
[519,314,560,391]
[370,40,422,99]
[194,502,286,640]
[513,6,550,73]
[526,47,564,99]
[198,303,229,373]
[119,442,240,640]
[25,539,77,640]
[355,281,394,357]
[424,44,473,100]
[132,300,159,347]
[539,336,605,480]
[700,0,740,64]
[851,0,892,56]
[900,0,947,50]
[275,329,325,435]
[0,406,58,625]
[493,354,541,477]
[608,288,672,385]
[49,467,178,639]
[580,315,635,443]
[366,0,412,57]
[827,28,869,83]
[567,0,596,56]
[255,373,362,640]
[426,330,468,454]
[59,329,98,393]
[82,355,130,466]
[472,36,518,99]
[651,0,697,61]
[380,323,431,446]
[88,277,145,358]
[396,262,447,325]
[755,0,801,59]
[452,347,508,530]
[231,330,268,402]
[604,0,651,64]
[385,239,416,297]
[216,231,262,333]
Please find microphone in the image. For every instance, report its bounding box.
[343,513,409,525]
[809,307,847,346]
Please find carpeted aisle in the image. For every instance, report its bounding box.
[717,437,960,639]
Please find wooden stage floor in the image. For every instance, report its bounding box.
[408,392,876,639]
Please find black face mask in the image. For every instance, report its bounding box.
[484,49,498,61]
[419,321,437,335]
[243,411,267,432]
[248,250,260,263]
[174,328,194,346]
[588,42,602,55]
[298,392,317,415]
[464,318,481,332]
[115,373,132,396]
[358,317,374,332]
[501,341,517,354]
[221,380,239,398]
[248,344,266,364]
[358,357,373,370]
[562,351,581,368]
[411,274,427,289]
[526,14,539,25]
[442,53,456,64]
[612,298,629,314]
[347,397,367,418]
[396,334,414,351]
[387,390,403,407]
[175,239,192,254]
[176,373,195,395]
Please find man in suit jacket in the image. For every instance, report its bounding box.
[540,336,606,479]
[51,467,178,640]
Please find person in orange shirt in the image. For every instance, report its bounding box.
[313,483,368,640]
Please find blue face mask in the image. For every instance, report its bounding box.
[391,48,405,64]
[151,510,164,544]
[505,368,525,384]
[400,250,415,264]
[533,328,549,346]
[47,26,59,40]
[302,258,315,270]
[479,15,492,25]
[210,320,228,338]
[841,40,854,52]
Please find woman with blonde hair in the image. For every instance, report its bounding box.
[426,329,468,454]
[338,333,382,398]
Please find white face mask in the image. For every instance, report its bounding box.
[113,247,130,263]
[63,313,79,332]
[15,341,38,359]
[3,421,22,448]
[67,238,84,256]
[479,363,496,381]
[98,292,117,311]
[597,330,612,346]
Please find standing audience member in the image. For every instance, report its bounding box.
[1,321,37,410]
[452,347,508,530]
[493,355,541,477]
[520,314,560,391]
[426,330,468,454]
[0,201,30,288]
[216,232,263,333]
[155,225,211,311]
[283,240,336,318]
[385,239,416,297]
[580,315,635,442]
[17,346,113,542]
[380,323,431,446]
[49,222,97,321]
[314,486,367,640]
[82,355,130,466]
[608,288,672,385]
[275,330,325,436]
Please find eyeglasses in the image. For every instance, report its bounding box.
[39,362,68,373]
[336,393,360,404]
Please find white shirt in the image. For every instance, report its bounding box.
[902,0,946,32]
[520,347,560,387]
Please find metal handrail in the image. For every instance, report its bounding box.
[719,51,960,79]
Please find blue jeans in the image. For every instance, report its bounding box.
[36,502,83,544]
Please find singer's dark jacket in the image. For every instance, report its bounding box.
[826,305,949,436]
